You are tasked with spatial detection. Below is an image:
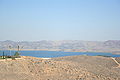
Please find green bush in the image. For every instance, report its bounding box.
[14,52,20,58]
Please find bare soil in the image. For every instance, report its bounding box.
[0,55,120,80]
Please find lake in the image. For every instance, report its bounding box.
[0,50,120,58]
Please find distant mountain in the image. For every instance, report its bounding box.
[0,40,120,53]
[103,40,120,48]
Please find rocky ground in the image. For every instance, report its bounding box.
[0,55,120,80]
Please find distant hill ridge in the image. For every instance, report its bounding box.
[0,40,120,53]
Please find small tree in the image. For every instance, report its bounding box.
[14,52,20,58]
[3,51,5,59]
[8,45,12,56]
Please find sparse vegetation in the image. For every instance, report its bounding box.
[0,51,21,60]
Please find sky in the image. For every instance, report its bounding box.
[0,0,120,41]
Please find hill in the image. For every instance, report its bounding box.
[0,56,120,80]
[0,40,120,53]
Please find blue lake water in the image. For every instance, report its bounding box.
[0,50,120,58]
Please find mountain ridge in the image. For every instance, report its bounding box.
[0,40,120,53]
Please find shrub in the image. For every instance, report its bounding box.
[14,52,20,58]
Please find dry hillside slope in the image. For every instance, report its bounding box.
[0,56,120,80]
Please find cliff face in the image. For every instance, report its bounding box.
[0,40,120,53]
[0,56,120,80]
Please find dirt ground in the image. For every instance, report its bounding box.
[0,55,120,80]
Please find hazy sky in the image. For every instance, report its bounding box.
[0,0,120,41]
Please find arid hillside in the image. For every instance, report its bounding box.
[0,56,120,80]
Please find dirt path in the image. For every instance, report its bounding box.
[111,57,120,68]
